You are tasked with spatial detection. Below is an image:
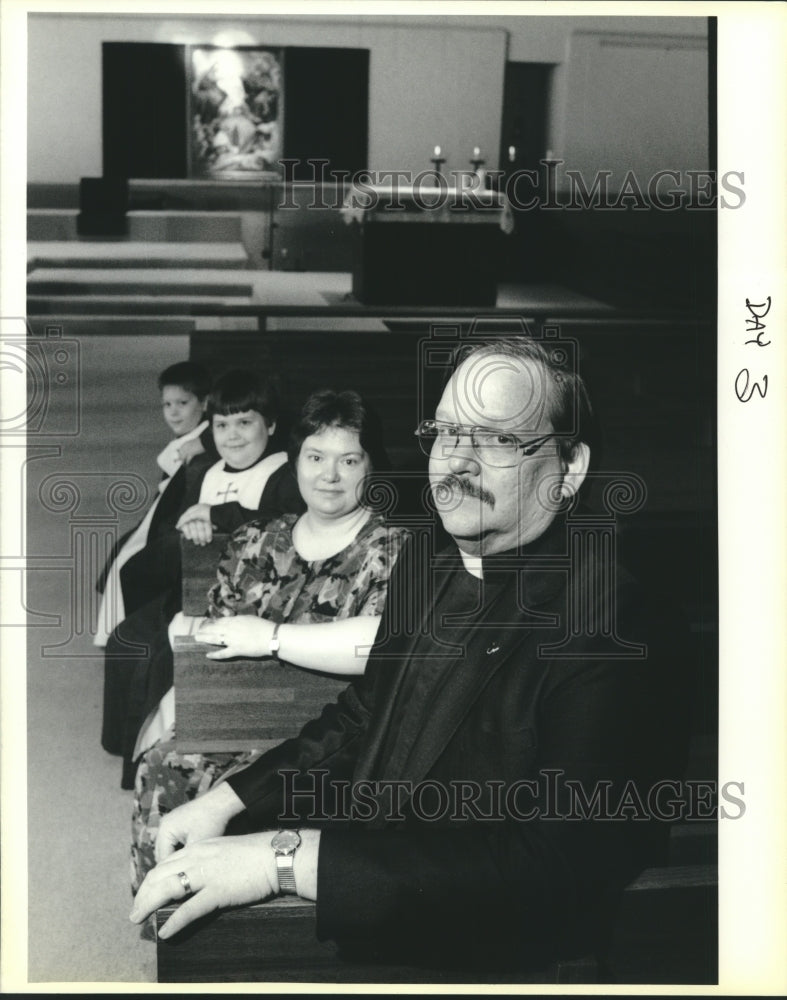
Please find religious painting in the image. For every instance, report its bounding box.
[188,45,283,178]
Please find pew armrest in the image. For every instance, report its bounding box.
[157,896,338,984]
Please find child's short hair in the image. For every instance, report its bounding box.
[207,370,280,424]
[158,361,211,400]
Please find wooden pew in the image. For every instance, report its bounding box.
[156,859,718,984]
[174,534,349,754]
[165,536,718,985]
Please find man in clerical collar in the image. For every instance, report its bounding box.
[131,336,687,976]
[423,336,590,561]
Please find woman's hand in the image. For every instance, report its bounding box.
[130,834,277,939]
[176,438,205,465]
[176,503,214,546]
[196,616,275,659]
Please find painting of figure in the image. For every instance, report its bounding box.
[189,45,282,178]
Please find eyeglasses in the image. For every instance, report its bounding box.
[414,419,558,468]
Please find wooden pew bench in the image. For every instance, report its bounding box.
[162,535,718,985]
[174,534,349,754]
[157,858,718,985]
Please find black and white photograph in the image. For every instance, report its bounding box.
[0,0,784,992]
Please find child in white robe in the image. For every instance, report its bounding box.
[102,369,304,784]
[94,361,213,647]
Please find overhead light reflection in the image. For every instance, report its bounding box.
[212,30,258,48]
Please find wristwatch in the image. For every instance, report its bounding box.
[269,622,281,659]
[271,828,301,894]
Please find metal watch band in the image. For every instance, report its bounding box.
[269,622,281,659]
[275,853,297,894]
[271,828,301,895]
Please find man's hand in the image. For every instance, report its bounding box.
[176,503,214,546]
[196,616,274,659]
[155,781,245,863]
[131,828,321,938]
[176,438,205,465]
[130,834,276,939]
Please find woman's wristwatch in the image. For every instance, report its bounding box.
[269,622,281,659]
[271,829,301,894]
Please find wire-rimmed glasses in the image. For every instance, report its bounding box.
[414,419,558,468]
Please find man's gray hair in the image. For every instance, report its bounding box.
[450,336,595,463]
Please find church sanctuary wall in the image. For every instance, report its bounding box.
[28,12,707,186]
[27,14,507,184]
[484,13,709,184]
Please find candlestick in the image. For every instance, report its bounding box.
[430,146,446,178]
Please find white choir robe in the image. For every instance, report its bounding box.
[197,451,288,509]
[94,421,210,648]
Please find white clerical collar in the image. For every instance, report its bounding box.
[458,548,484,579]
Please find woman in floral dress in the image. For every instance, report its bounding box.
[131,389,409,896]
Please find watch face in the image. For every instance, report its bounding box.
[272,829,301,853]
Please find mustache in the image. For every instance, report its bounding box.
[433,475,495,508]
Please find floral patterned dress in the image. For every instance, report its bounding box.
[131,512,407,895]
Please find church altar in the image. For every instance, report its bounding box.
[341,184,514,306]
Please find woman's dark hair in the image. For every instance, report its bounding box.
[158,361,211,400]
[206,370,280,424]
[288,389,390,471]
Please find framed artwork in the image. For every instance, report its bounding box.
[188,45,283,178]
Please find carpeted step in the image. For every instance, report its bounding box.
[27,209,245,243]
[27,267,254,298]
[27,241,250,270]
[27,294,255,316]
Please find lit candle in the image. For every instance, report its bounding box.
[434,145,441,158]
[473,146,481,158]
[508,145,516,162]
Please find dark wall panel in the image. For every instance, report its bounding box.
[102,44,368,182]
[282,47,369,179]
[102,42,188,178]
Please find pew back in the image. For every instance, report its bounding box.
[174,534,349,753]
